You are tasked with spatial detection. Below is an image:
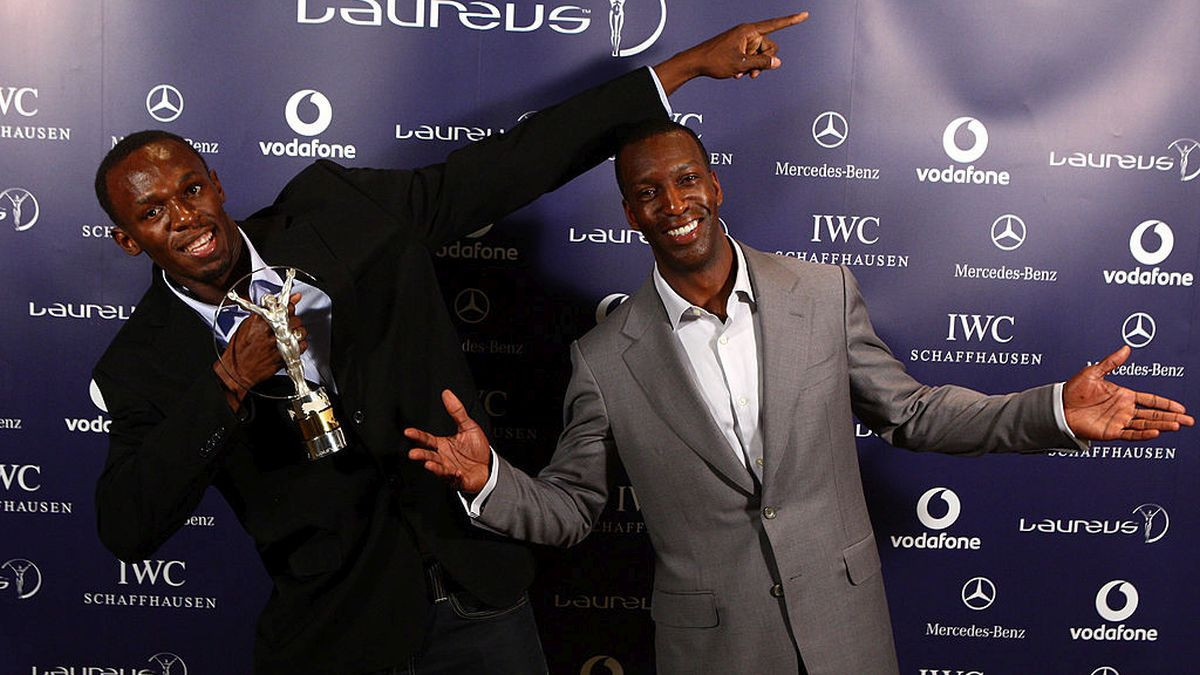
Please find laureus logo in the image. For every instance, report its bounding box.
[0,187,39,231]
[0,558,43,599]
[609,0,667,58]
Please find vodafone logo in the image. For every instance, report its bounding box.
[943,117,989,163]
[1128,220,1173,266]
[1095,580,1138,622]
[285,89,333,136]
[917,487,961,530]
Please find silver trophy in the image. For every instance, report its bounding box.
[220,267,346,460]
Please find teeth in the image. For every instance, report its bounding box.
[666,220,698,237]
[186,230,214,253]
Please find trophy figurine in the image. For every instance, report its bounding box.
[224,268,346,460]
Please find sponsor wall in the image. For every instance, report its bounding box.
[1,1,1196,673]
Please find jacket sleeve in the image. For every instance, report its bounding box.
[474,341,614,546]
[275,68,667,250]
[842,265,1073,454]
[93,355,245,562]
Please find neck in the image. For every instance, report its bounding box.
[659,238,736,320]
[177,237,248,305]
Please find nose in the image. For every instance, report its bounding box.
[167,198,199,230]
[661,184,686,216]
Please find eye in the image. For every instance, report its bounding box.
[142,207,161,221]
[185,183,202,196]
[680,174,699,185]
[637,187,656,201]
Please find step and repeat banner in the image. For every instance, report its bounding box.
[1,1,1196,673]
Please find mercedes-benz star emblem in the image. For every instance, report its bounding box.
[146,84,184,123]
[990,214,1026,251]
[1090,667,1120,675]
[454,288,490,324]
[812,111,848,149]
[1121,312,1156,349]
[961,576,996,611]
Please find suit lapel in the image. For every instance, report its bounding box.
[620,278,756,496]
[744,248,814,489]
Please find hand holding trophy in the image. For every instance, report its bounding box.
[220,267,346,460]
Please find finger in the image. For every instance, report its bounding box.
[407,448,444,465]
[1119,429,1161,441]
[750,11,810,35]
[440,389,472,427]
[403,427,439,448]
[1095,345,1132,375]
[1134,390,1188,415]
[756,36,779,56]
[741,53,781,72]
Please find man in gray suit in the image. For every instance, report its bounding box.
[405,120,1193,673]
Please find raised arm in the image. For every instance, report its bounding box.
[654,12,810,95]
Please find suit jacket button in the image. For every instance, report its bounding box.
[762,506,777,520]
[770,583,784,598]
[353,410,365,424]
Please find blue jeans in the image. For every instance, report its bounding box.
[367,564,547,675]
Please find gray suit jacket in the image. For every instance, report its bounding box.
[479,243,1072,674]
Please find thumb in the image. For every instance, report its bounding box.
[1094,345,1131,376]
[741,53,781,73]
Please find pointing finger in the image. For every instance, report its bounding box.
[750,11,810,35]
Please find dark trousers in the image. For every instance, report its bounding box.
[366,563,547,675]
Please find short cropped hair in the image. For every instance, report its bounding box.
[613,118,710,198]
[95,130,208,226]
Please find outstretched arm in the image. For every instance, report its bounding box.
[1063,345,1193,441]
[654,12,810,95]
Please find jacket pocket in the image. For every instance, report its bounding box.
[843,533,882,586]
[650,589,719,628]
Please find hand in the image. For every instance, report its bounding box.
[1063,345,1193,441]
[213,293,308,410]
[653,12,810,95]
[405,389,492,494]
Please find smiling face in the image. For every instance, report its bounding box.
[106,139,242,304]
[617,130,726,280]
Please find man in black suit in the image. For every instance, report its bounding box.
[90,15,809,674]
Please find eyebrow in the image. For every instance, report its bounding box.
[131,170,202,205]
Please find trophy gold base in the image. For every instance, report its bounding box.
[290,388,347,461]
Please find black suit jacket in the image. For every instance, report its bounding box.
[93,69,664,674]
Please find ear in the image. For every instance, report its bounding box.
[111,227,142,257]
[711,169,723,207]
[622,199,641,231]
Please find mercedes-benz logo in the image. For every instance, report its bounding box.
[1091,667,1120,675]
[1121,312,1156,349]
[0,187,39,231]
[1096,580,1138,622]
[1168,138,1199,182]
[146,84,184,123]
[961,576,996,611]
[1128,219,1174,266]
[916,487,961,530]
[285,89,333,137]
[990,214,1026,251]
[943,116,989,163]
[812,111,848,149]
[454,288,490,324]
[1133,503,1169,544]
[595,293,629,324]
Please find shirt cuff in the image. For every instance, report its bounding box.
[645,66,673,116]
[458,448,500,518]
[1053,382,1090,451]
